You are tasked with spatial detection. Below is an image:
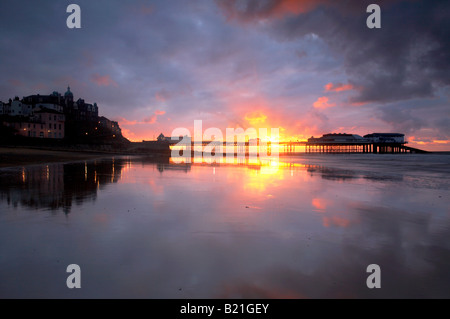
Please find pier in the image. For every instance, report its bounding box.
[152,132,429,155]
[165,140,428,155]
[298,142,428,154]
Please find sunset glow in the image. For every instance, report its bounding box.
[0,1,448,151]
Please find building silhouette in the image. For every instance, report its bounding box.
[0,86,124,142]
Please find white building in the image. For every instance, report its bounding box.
[9,99,31,116]
[308,133,368,143]
[10,99,23,116]
[363,133,405,143]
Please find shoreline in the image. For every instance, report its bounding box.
[0,146,128,168]
[1,146,447,170]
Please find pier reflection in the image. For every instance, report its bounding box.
[0,153,448,298]
[0,155,409,213]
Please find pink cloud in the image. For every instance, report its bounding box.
[143,115,157,124]
[91,74,118,87]
[114,117,138,126]
[324,82,354,92]
[142,110,166,124]
[313,96,336,109]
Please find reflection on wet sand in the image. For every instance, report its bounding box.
[0,158,127,213]
[0,154,449,298]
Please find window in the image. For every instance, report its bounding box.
[28,123,30,128]
[49,123,51,129]
[49,115,51,120]
[40,132,44,138]
[54,115,56,121]
[54,124,56,129]
[59,124,61,130]
[41,124,43,129]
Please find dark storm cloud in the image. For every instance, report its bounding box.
[217,0,450,104]
[375,96,450,136]
[0,0,232,116]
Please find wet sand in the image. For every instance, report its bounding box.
[0,154,449,298]
[0,147,110,168]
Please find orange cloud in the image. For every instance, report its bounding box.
[432,140,450,144]
[410,139,450,151]
[245,112,268,127]
[143,115,157,124]
[220,91,314,141]
[219,0,328,21]
[325,82,354,92]
[116,117,138,126]
[121,127,140,142]
[272,0,322,16]
[120,110,166,127]
[91,74,118,87]
[313,96,335,109]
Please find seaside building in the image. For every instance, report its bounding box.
[157,133,171,142]
[3,107,65,139]
[61,87,98,121]
[98,116,121,136]
[19,87,98,121]
[23,91,63,106]
[308,133,368,143]
[303,132,417,153]
[363,133,404,143]
[156,133,185,143]
[9,97,32,116]
[1,86,121,141]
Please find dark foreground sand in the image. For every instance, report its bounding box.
[0,147,112,168]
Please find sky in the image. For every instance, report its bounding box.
[0,0,448,150]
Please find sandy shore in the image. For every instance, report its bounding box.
[0,147,114,168]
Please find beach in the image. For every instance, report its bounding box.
[0,147,121,168]
[0,153,449,298]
